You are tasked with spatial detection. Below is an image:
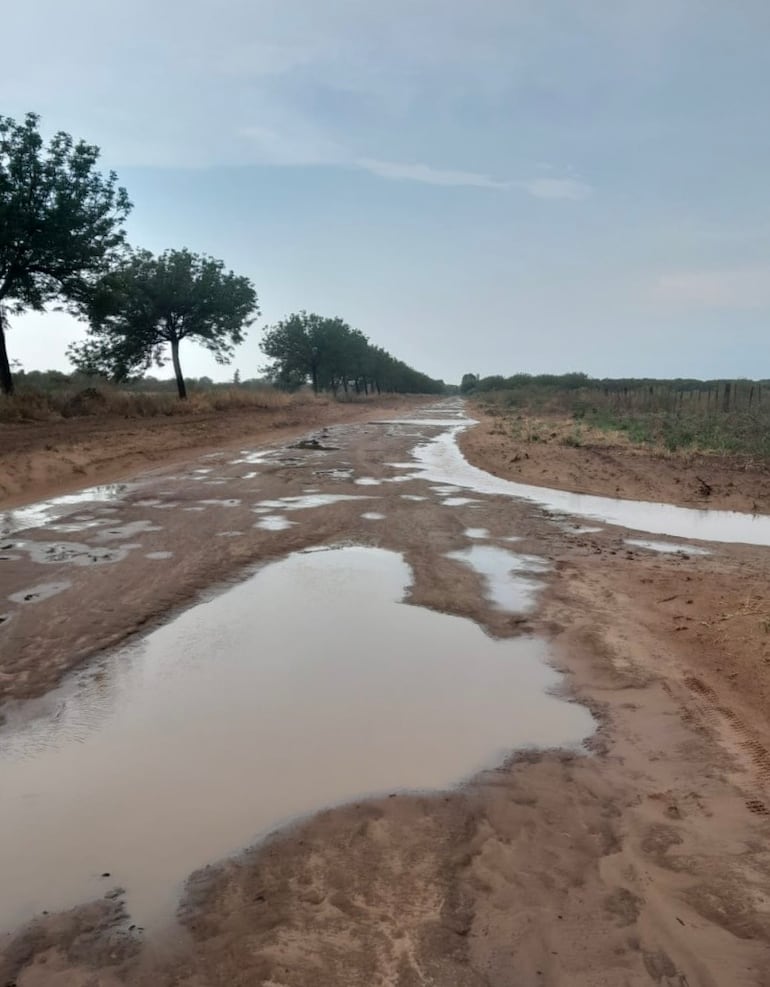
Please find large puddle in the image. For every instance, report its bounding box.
[409,423,770,547]
[0,546,592,931]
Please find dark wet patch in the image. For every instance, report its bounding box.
[292,438,339,451]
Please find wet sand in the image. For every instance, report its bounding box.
[2,401,770,985]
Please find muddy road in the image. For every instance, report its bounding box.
[2,400,770,986]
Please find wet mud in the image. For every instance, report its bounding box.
[2,400,770,985]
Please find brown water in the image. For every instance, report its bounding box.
[0,546,593,931]
[408,415,770,546]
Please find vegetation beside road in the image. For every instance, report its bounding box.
[0,375,304,423]
[464,372,770,460]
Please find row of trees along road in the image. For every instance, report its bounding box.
[1,113,443,399]
[261,311,445,395]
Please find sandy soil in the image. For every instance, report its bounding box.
[2,402,770,986]
[460,403,770,515]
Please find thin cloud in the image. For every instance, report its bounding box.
[516,177,592,200]
[654,268,770,309]
[238,125,345,167]
[356,158,591,199]
[355,158,508,189]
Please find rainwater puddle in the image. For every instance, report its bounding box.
[12,540,138,567]
[625,539,711,556]
[413,427,770,547]
[371,418,469,427]
[465,528,489,539]
[0,485,130,537]
[8,581,72,605]
[229,450,273,465]
[254,494,370,512]
[447,545,549,613]
[0,546,592,932]
[47,519,112,534]
[94,521,162,541]
[255,515,295,531]
[361,512,386,520]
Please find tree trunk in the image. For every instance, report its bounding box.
[0,309,14,396]
[311,363,319,394]
[170,337,187,399]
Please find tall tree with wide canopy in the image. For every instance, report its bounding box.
[69,249,259,398]
[0,113,131,395]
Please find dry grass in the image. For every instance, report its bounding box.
[476,385,770,460]
[0,385,336,423]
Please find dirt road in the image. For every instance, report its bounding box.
[0,394,428,510]
[1,401,770,986]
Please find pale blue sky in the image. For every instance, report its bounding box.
[3,1,769,383]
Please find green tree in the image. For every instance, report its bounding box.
[261,312,445,396]
[0,113,131,395]
[69,248,258,399]
[260,311,318,391]
[460,373,478,393]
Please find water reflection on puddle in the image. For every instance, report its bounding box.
[625,538,710,556]
[447,545,549,613]
[411,425,770,547]
[0,485,131,537]
[255,515,295,531]
[0,546,592,931]
[254,494,369,512]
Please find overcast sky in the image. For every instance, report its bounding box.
[4,1,770,384]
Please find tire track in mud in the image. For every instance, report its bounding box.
[681,675,770,814]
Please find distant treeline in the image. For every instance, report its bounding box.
[462,372,770,414]
[8,368,270,394]
[262,312,446,396]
